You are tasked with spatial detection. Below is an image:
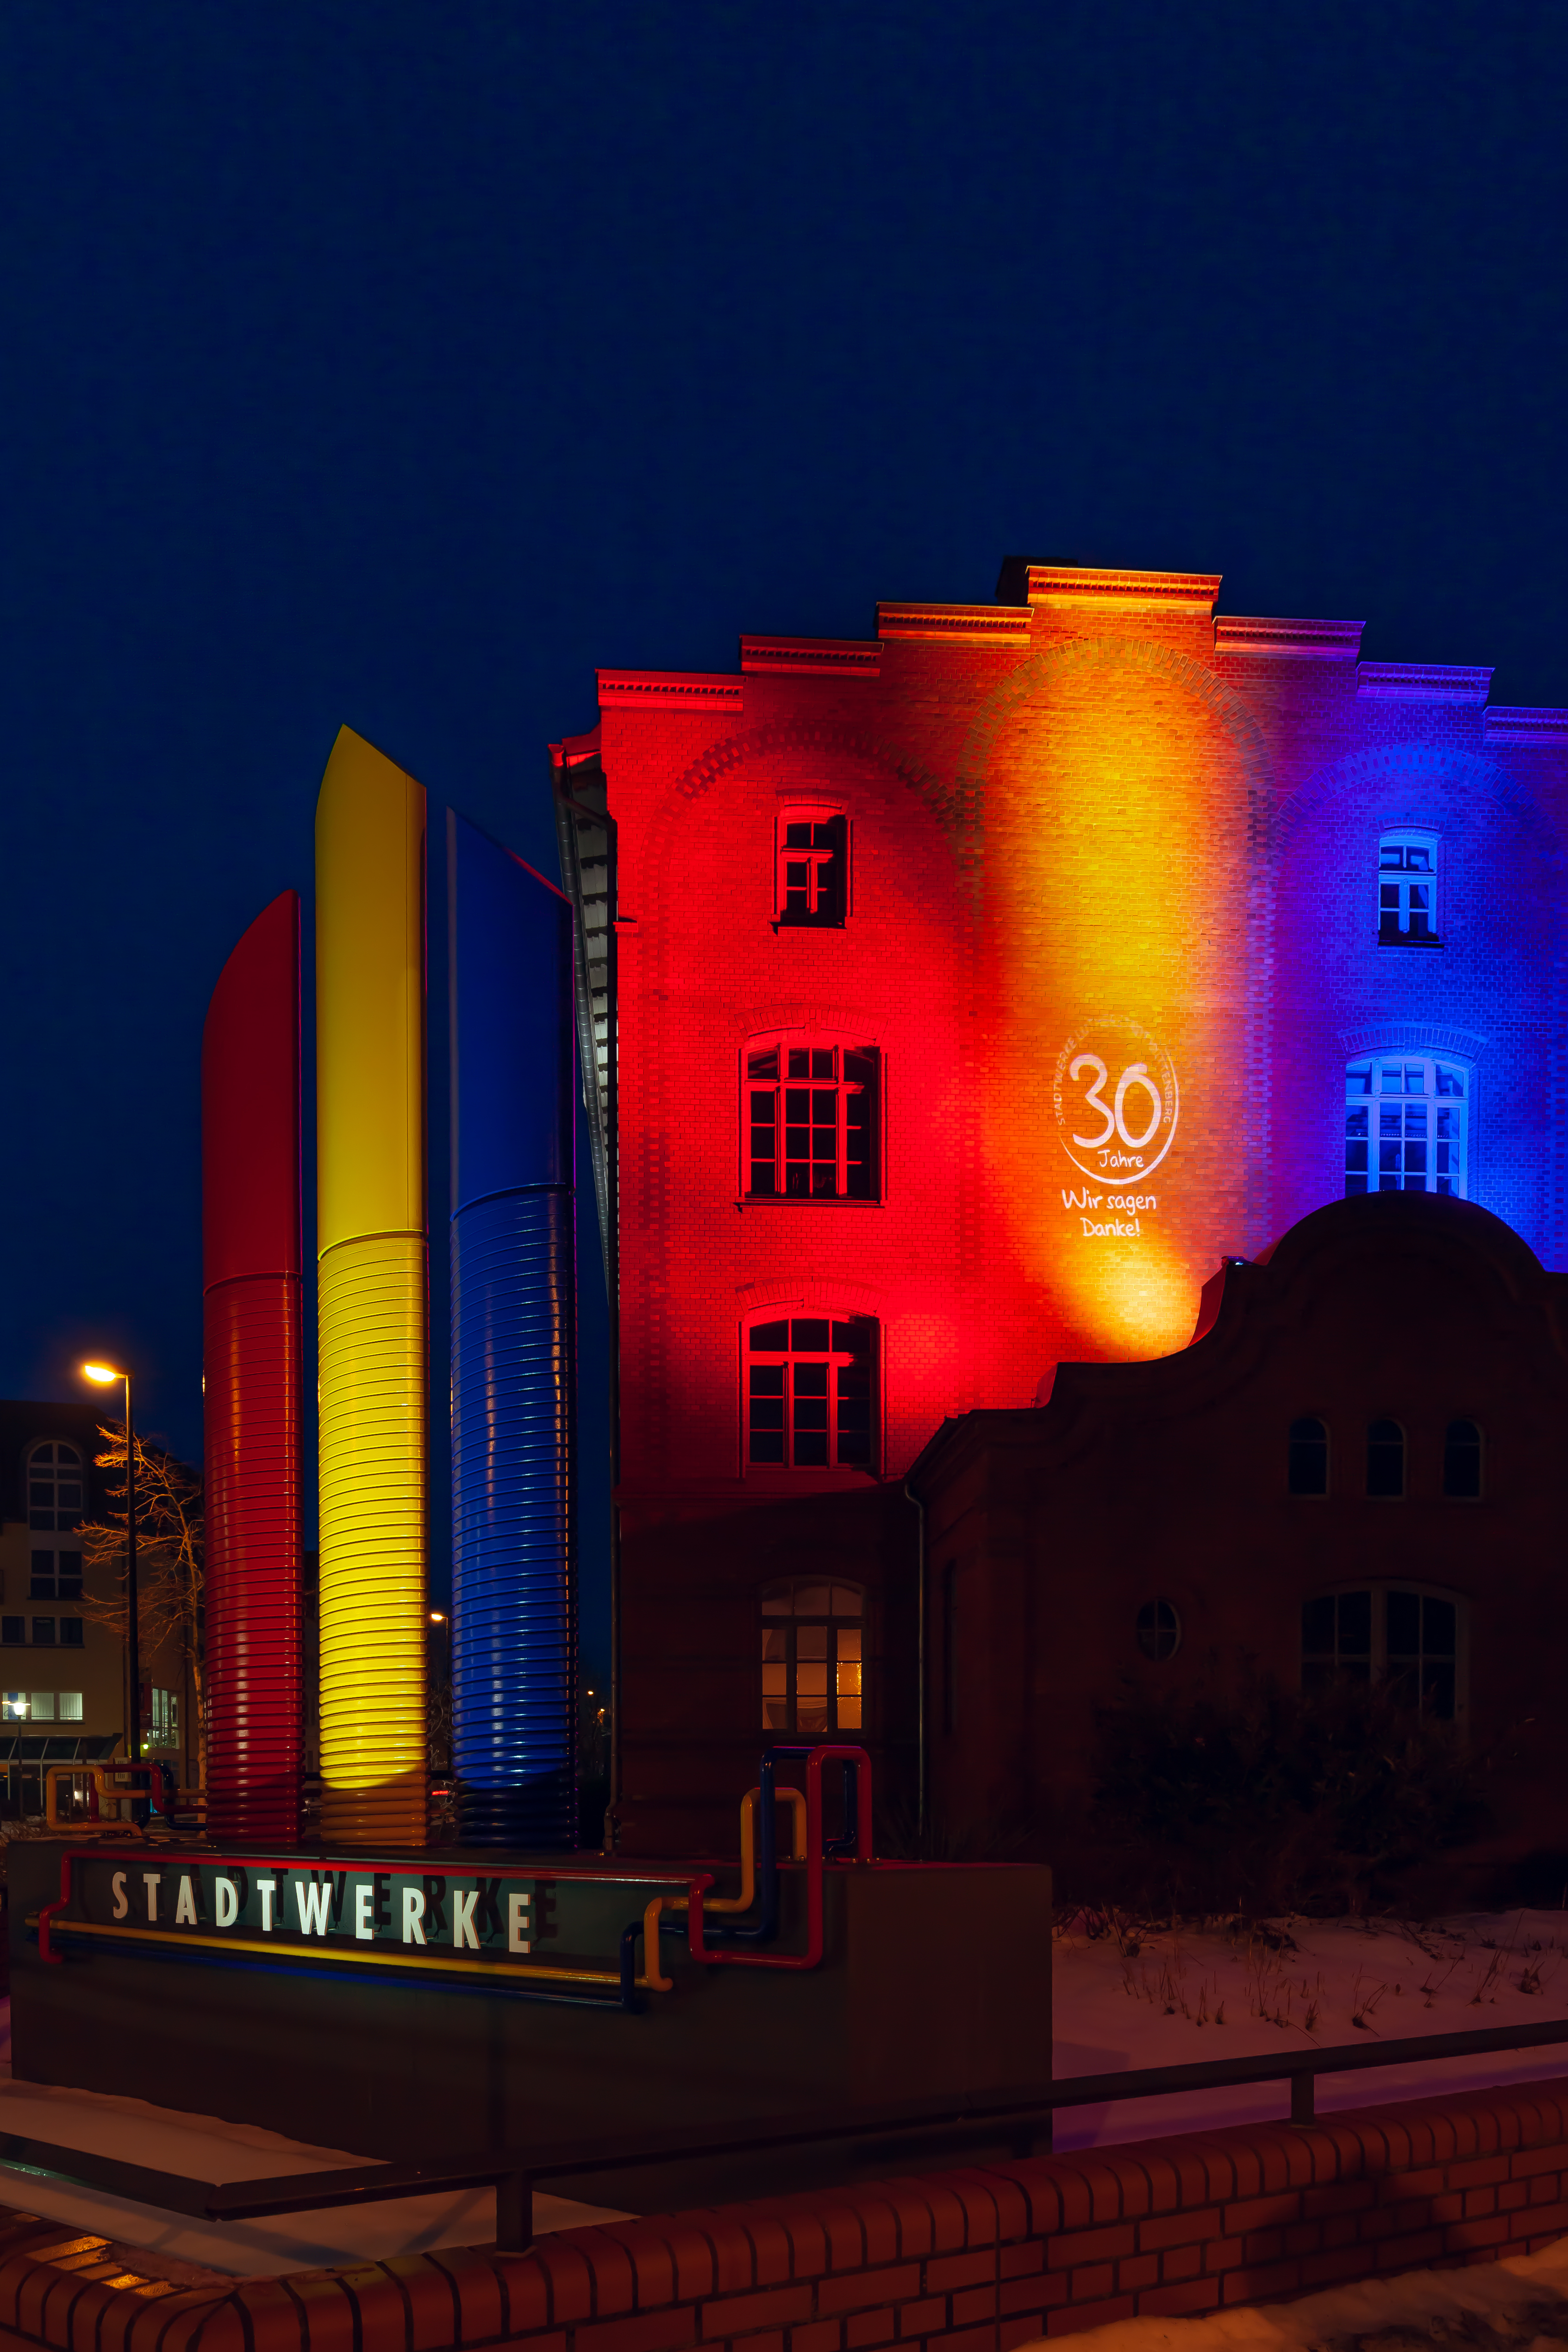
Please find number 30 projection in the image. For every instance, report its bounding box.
[1054,1017,1181,1181]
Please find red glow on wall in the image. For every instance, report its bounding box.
[202,890,303,1839]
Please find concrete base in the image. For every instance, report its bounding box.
[8,1846,1052,2212]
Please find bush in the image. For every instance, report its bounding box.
[1087,1669,1490,1917]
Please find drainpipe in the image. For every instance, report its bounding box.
[904,1476,926,1842]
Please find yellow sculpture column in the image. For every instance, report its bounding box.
[316,726,428,1845]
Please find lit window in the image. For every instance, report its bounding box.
[1345,1057,1466,1196]
[2,1692,27,1720]
[59,1692,83,1722]
[150,1686,180,1745]
[745,1041,877,1200]
[1302,1587,1460,1719]
[1367,1419,1405,1497]
[1287,1416,1329,1496]
[1378,832,1440,945]
[30,1691,55,1721]
[1135,1599,1180,1661]
[26,1440,85,1533]
[761,1580,863,1733]
[746,1315,875,1470]
[1443,1418,1483,1499]
[776,809,847,926]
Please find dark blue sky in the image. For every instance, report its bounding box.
[3,1,1565,1674]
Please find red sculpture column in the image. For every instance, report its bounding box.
[203,890,303,1839]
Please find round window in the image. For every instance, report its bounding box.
[1136,1598,1181,1662]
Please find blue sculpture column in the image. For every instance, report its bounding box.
[448,809,577,1847]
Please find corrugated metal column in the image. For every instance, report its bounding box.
[202,891,303,1839]
[316,726,429,1847]
[448,810,577,1847]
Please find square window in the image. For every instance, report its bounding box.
[58,1692,83,1722]
[31,1617,56,1645]
[2,1692,27,1720]
[30,1692,55,1720]
[61,1617,83,1646]
[0,1619,24,1646]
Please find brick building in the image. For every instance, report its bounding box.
[549,562,1568,1859]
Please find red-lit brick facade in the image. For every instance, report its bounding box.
[550,564,1568,1859]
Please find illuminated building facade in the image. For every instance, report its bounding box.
[552,561,1568,1858]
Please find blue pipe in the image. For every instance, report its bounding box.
[448,811,578,1848]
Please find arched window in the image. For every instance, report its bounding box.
[1377,831,1440,945]
[1443,1419,1483,1499]
[746,1314,876,1470]
[1344,1056,1467,1197]
[1135,1599,1181,1661]
[1287,1417,1329,1496]
[1301,1586,1462,1720]
[775,807,848,927]
[1366,1419,1405,1497]
[761,1580,863,1733]
[744,1038,878,1200]
[27,1440,85,1533]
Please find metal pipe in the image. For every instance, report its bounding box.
[690,1745,873,1974]
[124,1371,139,1776]
[904,1476,926,1839]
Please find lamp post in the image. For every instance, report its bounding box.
[81,1361,138,1766]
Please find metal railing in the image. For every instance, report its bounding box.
[5,2015,1568,2252]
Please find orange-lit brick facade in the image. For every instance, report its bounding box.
[551,563,1568,1858]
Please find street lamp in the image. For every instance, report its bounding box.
[81,1361,140,1764]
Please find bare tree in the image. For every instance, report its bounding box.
[76,1428,205,1787]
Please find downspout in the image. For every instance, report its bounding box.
[904,1476,926,1842]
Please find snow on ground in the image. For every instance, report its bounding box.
[0,1998,631,2275]
[4,1911,1568,2277]
[1052,1910,1568,2152]
[1016,2231,1568,2352]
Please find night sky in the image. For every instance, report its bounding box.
[3,2,1564,1677]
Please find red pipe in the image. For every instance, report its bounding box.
[689,1745,873,1972]
[203,893,304,1841]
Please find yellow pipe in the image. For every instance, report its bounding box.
[316,726,428,1845]
[640,1895,674,1991]
[668,1784,809,1917]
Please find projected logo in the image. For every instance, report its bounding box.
[1053,1017,1181,1182]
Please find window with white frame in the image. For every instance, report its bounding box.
[1378,832,1440,945]
[760,1580,863,1733]
[745,1040,877,1199]
[26,1439,86,1532]
[746,1314,875,1470]
[1301,1586,1462,1720]
[776,808,848,926]
[1345,1057,1467,1196]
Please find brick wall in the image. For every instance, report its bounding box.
[8,2080,1568,2352]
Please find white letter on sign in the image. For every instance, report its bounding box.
[355,1884,375,1941]
[111,1870,128,1920]
[215,1877,238,1927]
[257,1879,277,1932]
[508,1893,531,1954]
[402,1885,426,1945]
[452,1889,480,1950]
[143,1873,160,1922]
[175,1876,198,1925]
[296,1880,332,1936]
